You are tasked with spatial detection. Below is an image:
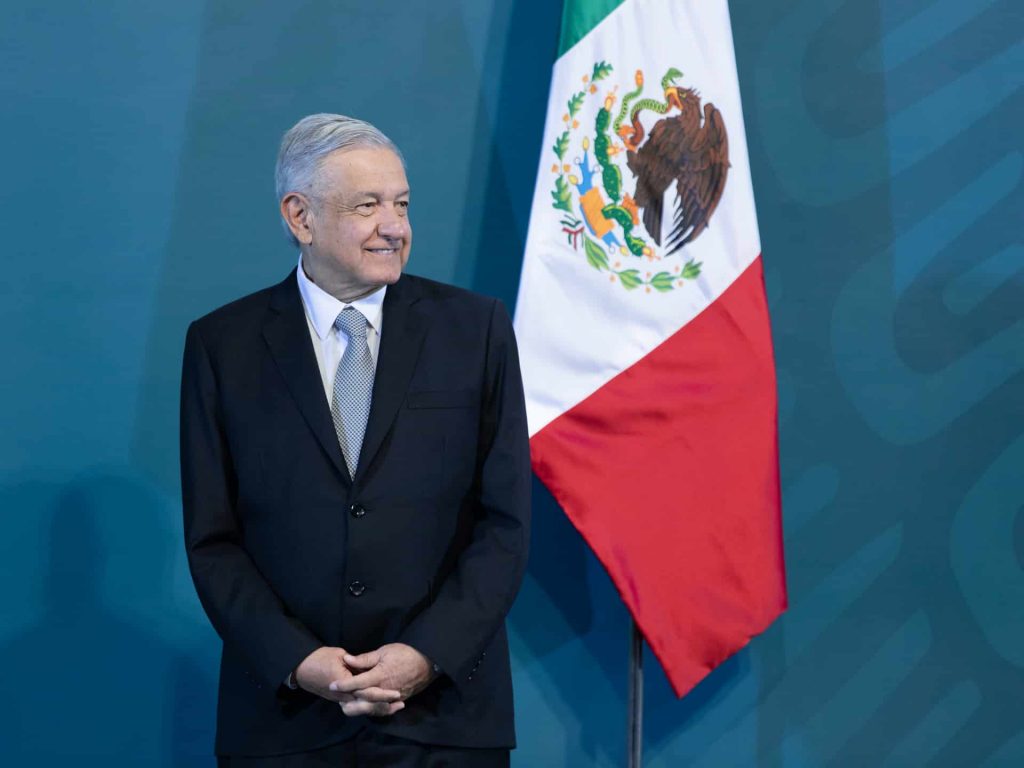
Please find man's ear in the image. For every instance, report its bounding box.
[281,193,314,245]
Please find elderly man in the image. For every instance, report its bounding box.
[180,113,530,766]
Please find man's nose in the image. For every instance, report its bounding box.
[377,204,407,238]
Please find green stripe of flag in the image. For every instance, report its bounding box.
[558,0,626,57]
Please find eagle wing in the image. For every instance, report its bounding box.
[626,124,692,247]
[665,103,730,254]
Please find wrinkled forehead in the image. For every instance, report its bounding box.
[316,146,409,198]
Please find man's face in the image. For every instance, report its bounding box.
[304,146,411,300]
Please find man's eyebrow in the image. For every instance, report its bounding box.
[347,189,411,200]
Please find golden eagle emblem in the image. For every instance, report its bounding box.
[549,63,731,293]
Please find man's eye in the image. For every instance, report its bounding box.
[396,200,410,214]
[356,202,376,215]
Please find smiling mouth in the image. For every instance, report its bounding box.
[366,247,398,256]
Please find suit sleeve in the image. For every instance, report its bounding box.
[399,299,531,684]
[180,321,323,690]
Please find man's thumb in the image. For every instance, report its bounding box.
[344,650,380,670]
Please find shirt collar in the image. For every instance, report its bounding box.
[296,254,386,340]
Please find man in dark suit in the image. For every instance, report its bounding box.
[180,113,530,766]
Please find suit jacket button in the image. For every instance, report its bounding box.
[350,503,366,518]
[348,581,366,597]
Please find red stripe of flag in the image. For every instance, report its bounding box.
[530,256,787,697]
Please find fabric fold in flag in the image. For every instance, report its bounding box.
[514,0,786,697]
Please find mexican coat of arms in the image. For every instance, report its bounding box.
[549,63,730,293]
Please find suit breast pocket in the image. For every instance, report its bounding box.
[389,389,478,502]
[405,389,476,410]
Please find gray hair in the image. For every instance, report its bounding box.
[275,113,405,246]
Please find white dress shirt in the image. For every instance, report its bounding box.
[295,255,385,405]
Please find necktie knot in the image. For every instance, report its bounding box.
[334,307,368,340]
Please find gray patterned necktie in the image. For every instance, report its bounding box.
[332,307,375,476]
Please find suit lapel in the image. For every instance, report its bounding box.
[262,270,350,483]
[355,274,428,484]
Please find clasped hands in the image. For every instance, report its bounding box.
[294,643,436,717]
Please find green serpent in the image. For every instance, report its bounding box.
[626,68,684,130]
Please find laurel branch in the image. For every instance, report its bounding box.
[581,231,701,292]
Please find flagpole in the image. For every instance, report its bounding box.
[627,619,644,768]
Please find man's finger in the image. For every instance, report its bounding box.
[339,699,405,717]
[351,686,401,703]
[343,651,381,670]
[339,700,375,717]
[331,668,385,694]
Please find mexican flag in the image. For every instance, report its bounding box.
[514,0,787,698]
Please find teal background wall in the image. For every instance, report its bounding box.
[1,1,1020,765]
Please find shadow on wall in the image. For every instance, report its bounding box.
[0,474,216,767]
[456,0,559,308]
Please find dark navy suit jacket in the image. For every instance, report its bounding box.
[180,270,530,757]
